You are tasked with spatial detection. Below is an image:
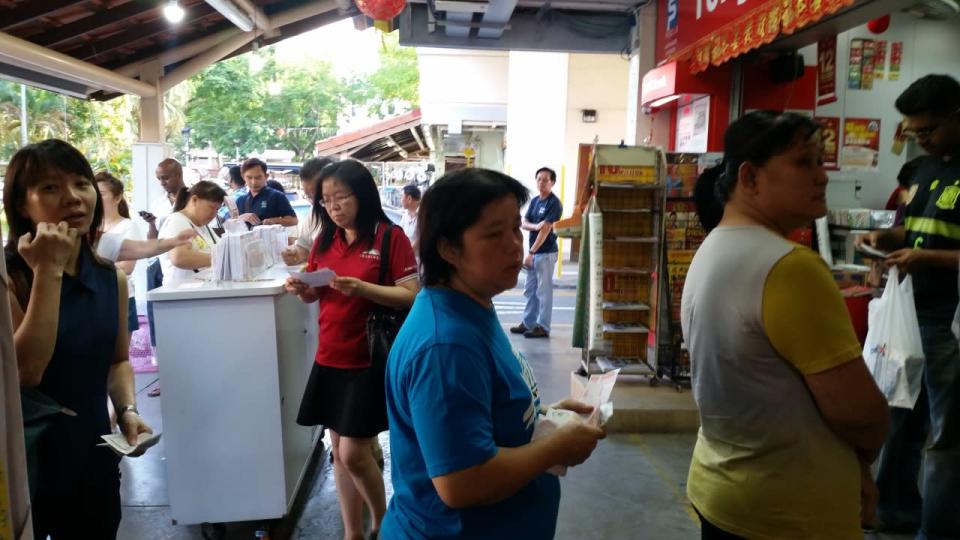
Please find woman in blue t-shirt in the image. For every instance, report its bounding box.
[382,168,605,540]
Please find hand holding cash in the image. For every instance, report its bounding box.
[99,432,161,457]
[533,369,619,476]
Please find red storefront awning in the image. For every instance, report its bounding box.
[658,0,858,74]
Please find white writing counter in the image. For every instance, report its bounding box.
[147,266,319,525]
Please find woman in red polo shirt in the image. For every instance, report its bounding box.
[285,159,418,540]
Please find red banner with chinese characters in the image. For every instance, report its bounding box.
[815,116,840,170]
[817,38,837,106]
[658,0,858,74]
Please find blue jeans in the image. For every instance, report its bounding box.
[522,252,558,333]
[145,259,163,346]
[875,320,960,540]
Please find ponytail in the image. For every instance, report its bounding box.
[173,181,227,213]
[172,187,190,212]
[693,164,726,233]
[117,198,130,219]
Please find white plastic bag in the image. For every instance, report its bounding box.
[863,267,925,409]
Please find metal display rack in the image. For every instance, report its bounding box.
[576,144,667,382]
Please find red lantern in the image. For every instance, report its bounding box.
[355,0,407,22]
[867,15,890,34]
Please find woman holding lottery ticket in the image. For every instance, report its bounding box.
[284,159,418,540]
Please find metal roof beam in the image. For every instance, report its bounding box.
[0,0,88,32]
[70,4,219,61]
[30,1,159,48]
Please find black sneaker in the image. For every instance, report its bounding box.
[509,323,528,334]
[524,326,550,338]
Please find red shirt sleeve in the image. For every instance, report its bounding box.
[389,226,419,284]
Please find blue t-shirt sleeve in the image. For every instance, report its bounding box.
[276,191,296,217]
[406,344,498,478]
[524,198,536,222]
[545,197,562,223]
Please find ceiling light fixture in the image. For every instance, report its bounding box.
[164,1,186,24]
[248,41,264,74]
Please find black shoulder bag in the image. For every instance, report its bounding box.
[366,225,409,368]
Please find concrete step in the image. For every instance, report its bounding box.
[571,372,700,434]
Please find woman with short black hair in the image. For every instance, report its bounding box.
[381,168,605,540]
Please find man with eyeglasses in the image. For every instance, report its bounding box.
[858,73,960,538]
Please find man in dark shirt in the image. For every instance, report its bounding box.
[236,157,297,227]
[510,167,562,339]
[860,74,960,538]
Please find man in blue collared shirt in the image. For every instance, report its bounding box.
[235,157,298,227]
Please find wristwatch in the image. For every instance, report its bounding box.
[119,404,139,418]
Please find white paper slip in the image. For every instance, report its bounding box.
[289,267,337,288]
[98,432,161,457]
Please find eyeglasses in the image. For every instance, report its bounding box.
[902,108,960,140]
[320,193,354,208]
[903,124,941,141]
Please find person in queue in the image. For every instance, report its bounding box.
[380,168,605,540]
[858,73,960,538]
[158,181,225,288]
[95,171,144,337]
[3,139,152,538]
[281,156,335,266]
[236,157,297,227]
[285,159,418,540]
[681,111,890,539]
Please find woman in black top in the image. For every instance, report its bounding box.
[3,139,152,539]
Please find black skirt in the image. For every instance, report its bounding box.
[296,361,388,438]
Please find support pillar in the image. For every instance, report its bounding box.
[626,3,658,146]
[132,61,171,309]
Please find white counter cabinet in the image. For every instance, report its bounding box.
[147,267,320,525]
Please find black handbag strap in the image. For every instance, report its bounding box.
[377,223,393,286]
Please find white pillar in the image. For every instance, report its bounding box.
[505,51,569,191]
[133,61,171,310]
[626,3,658,146]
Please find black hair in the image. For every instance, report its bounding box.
[241,157,268,175]
[535,167,557,183]
[228,165,244,188]
[895,74,960,117]
[693,165,725,232]
[313,160,390,253]
[897,156,926,188]
[300,156,335,183]
[693,111,822,231]
[419,168,529,287]
[3,139,108,309]
[172,180,227,213]
[402,184,421,200]
[266,179,285,192]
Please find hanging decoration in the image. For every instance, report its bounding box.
[355,0,407,32]
[867,15,891,34]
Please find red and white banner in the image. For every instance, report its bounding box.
[817,38,837,106]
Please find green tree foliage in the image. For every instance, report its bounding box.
[0,81,137,178]
[345,32,420,119]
